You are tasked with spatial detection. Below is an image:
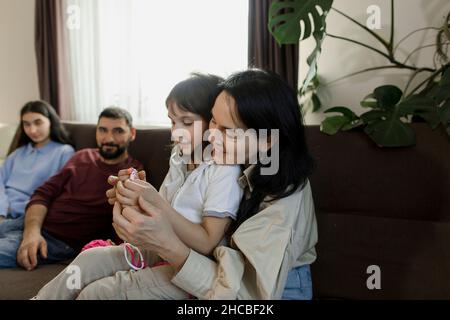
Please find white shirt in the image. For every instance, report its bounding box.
[159,146,243,224]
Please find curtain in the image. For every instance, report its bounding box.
[248,0,299,90]
[35,0,72,119]
[62,0,248,125]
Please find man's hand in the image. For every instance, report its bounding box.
[16,232,48,271]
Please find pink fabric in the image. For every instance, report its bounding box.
[81,239,114,252]
[123,242,147,269]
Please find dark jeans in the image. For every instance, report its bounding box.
[0,217,76,268]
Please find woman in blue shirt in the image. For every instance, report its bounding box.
[0,101,75,223]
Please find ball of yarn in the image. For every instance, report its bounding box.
[81,239,114,252]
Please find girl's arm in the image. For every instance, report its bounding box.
[116,180,231,255]
[159,200,231,256]
[116,165,243,256]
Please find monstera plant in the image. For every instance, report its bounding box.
[268,0,450,147]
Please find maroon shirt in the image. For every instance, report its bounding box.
[27,148,143,251]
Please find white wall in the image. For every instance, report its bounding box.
[301,0,450,125]
[0,0,39,125]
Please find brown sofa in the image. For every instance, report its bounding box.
[0,122,449,299]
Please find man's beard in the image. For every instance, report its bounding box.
[98,142,128,160]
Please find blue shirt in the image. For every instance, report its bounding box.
[0,141,74,218]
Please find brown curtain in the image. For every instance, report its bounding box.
[248,0,299,91]
[35,0,72,118]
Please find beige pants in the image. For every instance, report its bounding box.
[34,246,190,300]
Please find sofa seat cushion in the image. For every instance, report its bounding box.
[0,263,69,300]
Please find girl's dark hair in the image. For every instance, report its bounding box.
[17,100,73,148]
[165,73,224,122]
[220,69,315,233]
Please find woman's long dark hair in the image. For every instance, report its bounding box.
[17,101,73,148]
[220,69,315,233]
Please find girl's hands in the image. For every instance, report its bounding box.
[116,178,167,210]
[106,168,146,205]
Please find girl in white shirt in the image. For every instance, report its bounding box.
[34,73,244,300]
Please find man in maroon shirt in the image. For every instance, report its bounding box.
[13,107,142,271]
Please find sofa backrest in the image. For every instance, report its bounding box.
[307,124,450,222]
[305,123,450,299]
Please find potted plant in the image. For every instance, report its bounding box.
[268,0,450,147]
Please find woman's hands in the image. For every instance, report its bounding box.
[112,198,190,270]
[116,178,167,210]
[107,168,189,270]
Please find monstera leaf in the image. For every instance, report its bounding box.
[398,95,440,129]
[268,0,333,44]
[364,113,416,147]
[373,85,403,109]
[301,15,327,93]
[321,106,362,135]
[359,86,439,147]
[359,86,414,147]
[416,66,450,132]
[269,0,333,94]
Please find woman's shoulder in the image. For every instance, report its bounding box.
[273,180,313,208]
[251,180,313,222]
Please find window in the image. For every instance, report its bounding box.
[64,0,248,126]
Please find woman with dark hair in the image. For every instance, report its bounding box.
[118,69,316,300]
[208,69,317,299]
[0,101,74,223]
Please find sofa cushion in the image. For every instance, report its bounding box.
[0,263,68,300]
